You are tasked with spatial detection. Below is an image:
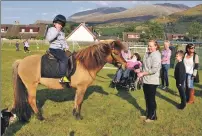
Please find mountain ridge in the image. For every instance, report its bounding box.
[68,4,189,23]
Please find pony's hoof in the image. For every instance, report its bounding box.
[36,113,44,121]
[75,113,83,120]
[72,108,76,116]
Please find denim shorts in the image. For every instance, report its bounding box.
[186,73,194,89]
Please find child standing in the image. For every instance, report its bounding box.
[174,50,186,109]
[23,39,30,53]
[46,14,69,83]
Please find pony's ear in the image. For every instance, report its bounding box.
[111,40,123,50]
[110,41,115,49]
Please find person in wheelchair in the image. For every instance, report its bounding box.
[46,14,70,83]
[112,47,131,83]
[112,53,142,88]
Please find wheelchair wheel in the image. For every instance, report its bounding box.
[109,82,116,88]
[137,82,142,90]
[130,87,135,91]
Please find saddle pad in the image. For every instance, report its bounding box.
[41,54,61,78]
[41,53,77,79]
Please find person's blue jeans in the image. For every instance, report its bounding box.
[161,64,170,87]
[185,73,194,101]
[49,48,68,77]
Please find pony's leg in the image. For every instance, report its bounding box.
[27,84,44,120]
[72,88,86,120]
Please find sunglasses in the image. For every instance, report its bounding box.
[189,47,195,49]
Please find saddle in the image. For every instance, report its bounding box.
[41,50,76,81]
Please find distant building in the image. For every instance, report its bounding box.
[166,33,185,41]
[1,24,48,39]
[66,23,98,42]
[122,32,140,42]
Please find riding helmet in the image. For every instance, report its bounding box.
[53,14,66,27]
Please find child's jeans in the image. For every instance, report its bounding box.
[49,48,68,77]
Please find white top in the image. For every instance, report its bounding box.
[184,54,194,74]
[24,41,29,47]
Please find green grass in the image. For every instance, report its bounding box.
[1,44,202,136]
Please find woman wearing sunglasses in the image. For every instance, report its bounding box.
[183,44,199,104]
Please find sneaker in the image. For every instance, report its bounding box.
[59,76,70,83]
[140,116,147,120]
[158,85,163,89]
[177,104,186,110]
[162,86,168,90]
[145,119,155,123]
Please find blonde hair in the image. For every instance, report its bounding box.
[149,40,160,50]
[164,40,170,44]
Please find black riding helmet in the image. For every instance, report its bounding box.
[53,14,66,27]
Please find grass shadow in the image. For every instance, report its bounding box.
[107,74,145,115]
[107,74,115,79]
[158,87,179,97]
[69,131,75,136]
[195,83,202,97]
[36,85,109,109]
[4,121,28,136]
[156,91,178,107]
[115,86,145,115]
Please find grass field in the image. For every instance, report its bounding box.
[1,44,202,136]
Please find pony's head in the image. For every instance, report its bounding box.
[75,40,127,70]
[100,40,127,67]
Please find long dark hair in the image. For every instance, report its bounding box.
[133,53,141,61]
[185,43,195,53]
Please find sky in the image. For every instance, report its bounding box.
[1,1,202,24]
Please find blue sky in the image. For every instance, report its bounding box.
[2,1,202,24]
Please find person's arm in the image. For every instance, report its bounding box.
[46,27,60,42]
[193,54,199,77]
[178,63,186,85]
[138,53,161,77]
[63,41,69,51]
[59,32,69,50]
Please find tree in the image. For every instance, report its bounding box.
[188,22,202,41]
[124,25,134,32]
[143,21,164,40]
[63,23,72,37]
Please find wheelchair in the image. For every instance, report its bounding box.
[110,68,142,91]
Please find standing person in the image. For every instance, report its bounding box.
[137,40,161,122]
[175,50,186,109]
[23,39,30,53]
[183,44,199,104]
[46,14,70,83]
[15,41,20,51]
[160,40,171,90]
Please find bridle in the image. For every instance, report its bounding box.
[110,48,126,67]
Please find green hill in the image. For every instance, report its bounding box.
[154,4,202,23]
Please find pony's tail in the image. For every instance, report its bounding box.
[12,60,32,122]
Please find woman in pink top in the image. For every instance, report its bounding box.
[160,40,171,90]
